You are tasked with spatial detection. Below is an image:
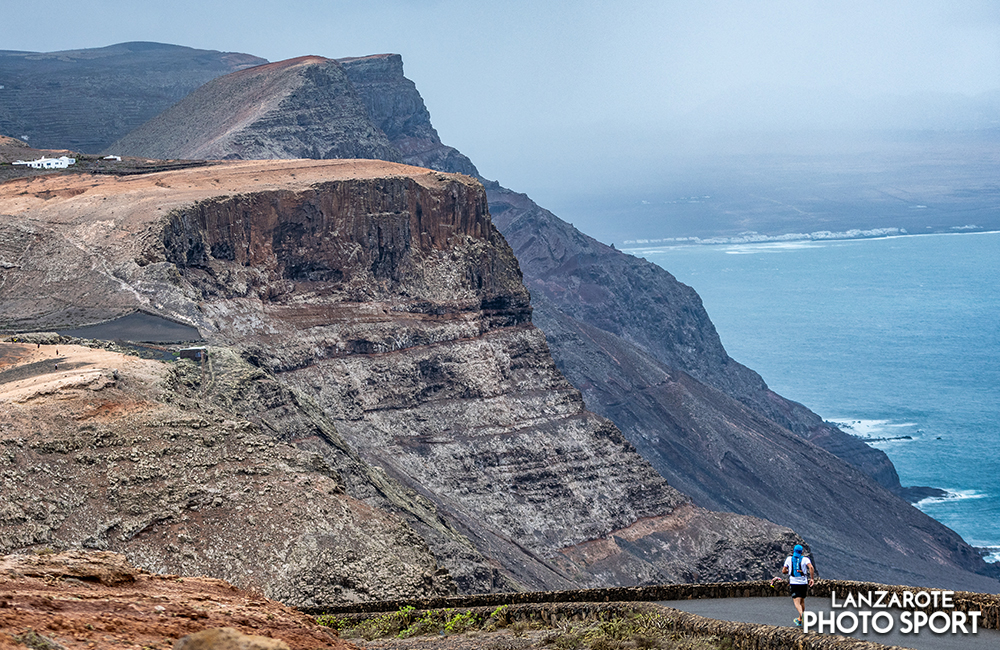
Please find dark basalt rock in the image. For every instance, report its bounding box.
[338,54,481,178]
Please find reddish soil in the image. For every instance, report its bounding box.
[0,158,470,222]
[0,552,349,650]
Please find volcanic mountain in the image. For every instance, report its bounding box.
[108,56,399,162]
[0,42,265,153]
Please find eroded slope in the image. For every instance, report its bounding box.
[0,339,455,606]
[0,160,794,596]
[109,57,399,162]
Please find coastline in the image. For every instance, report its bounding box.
[632,230,1000,565]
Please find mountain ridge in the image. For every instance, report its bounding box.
[0,42,266,153]
[108,56,399,162]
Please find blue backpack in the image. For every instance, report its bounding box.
[791,553,804,577]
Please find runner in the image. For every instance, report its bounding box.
[780,544,815,627]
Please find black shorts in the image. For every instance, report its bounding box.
[790,583,809,598]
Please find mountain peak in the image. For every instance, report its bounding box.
[109,55,400,162]
[247,54,331,72]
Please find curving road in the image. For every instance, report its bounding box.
[659,597,1000,650]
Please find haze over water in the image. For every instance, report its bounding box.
[629,231,1000,561]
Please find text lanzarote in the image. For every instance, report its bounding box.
[803,590,982,635]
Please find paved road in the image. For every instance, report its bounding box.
[659,597,1000,650]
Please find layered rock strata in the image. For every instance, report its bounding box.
[0,160,795,596]
[339,53,895,484]
[335,53,1000,591]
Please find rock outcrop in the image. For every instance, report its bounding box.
[0,340,455,605]
[0,42,265,153]
[109,57,400,163]
[337,54,480,178]
[0,550,346,649]
[0,160,795,598]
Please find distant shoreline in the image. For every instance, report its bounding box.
[620,227,1000,252]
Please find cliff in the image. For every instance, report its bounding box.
[109,56,400,162]
[337,54,480,178]
[0,160,795,598]
[0,42,265,153]
[484,185,904,491]
[338,53,894,483]
[335,54,999,591]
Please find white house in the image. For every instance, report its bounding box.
[12,156,77,169]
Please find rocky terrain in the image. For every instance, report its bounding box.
[337,55,479,178]
[0,42,265,154]
[109,57,400,162]
[337,54,897,488]
[0,338,455,605]
[4,44,999,595]
[0,550,345,650]
[0,160,797,600]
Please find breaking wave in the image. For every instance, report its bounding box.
[831,418,919,441]
[621,227,908,249]
[916,489,988,507]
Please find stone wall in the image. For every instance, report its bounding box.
[326,601,910,650]
[306,580,1000,631]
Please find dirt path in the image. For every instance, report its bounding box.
[0,341,158,405]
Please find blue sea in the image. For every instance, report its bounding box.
[629,231,1000,562]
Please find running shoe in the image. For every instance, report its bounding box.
[794,618,802,627]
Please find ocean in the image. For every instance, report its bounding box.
[627,231,1000,562]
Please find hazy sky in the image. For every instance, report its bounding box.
[4,0,1000,218]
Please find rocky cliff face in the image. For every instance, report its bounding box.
[333,54,1000,591]
[525,299,1000,590]
[0,42,265,153]
[337,54,480,178]
[109,57,400,162]
[484,184,904,492]
[338,53,895,485]
[0,160,796,598]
